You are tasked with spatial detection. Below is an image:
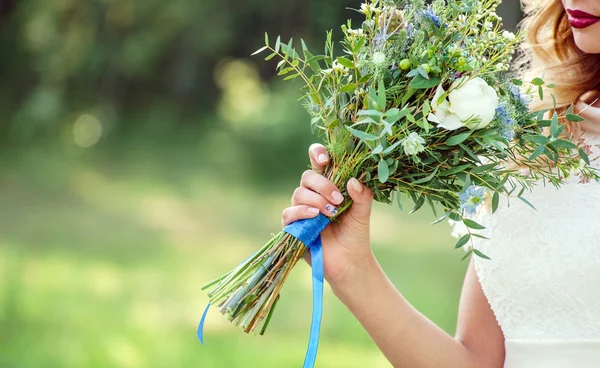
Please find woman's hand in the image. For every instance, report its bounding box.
[281,143,376,287]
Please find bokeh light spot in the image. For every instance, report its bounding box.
[73,114,102,147]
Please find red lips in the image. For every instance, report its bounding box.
[567,9,600,29]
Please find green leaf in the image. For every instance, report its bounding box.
[492,192,499,213]
[529,145,546,161]
[431,211,452,225]
[531,77,545,86]
[372,145,384,155]
[346,126,378,141]
[252,46,268,56]
[412,167,440,184]
[512,79,523,86]
[550,139,578,150]
[275,36,281,52]
[385,108,407,123]
[265,53,277,61]
[378,80,386,110]
[357,109,384,117]
[538,85,544,101]
[523,135,549,145]
[439,164,472,177]
[337,57,355,69]
[265,32,269,46]
[409,75,441,90]
[518,196,537,211]
[396,190,404,211]
[470,162,497,174]
[422,100,431,117]
[458,143,480,162]
[550,112,559,136]
[579,148,591,165]
[461,249,473,261]
[340,84,358,93]
[455,234,471,249]
[378,159,389,183]
[473,249,491,260]
[301,38,308,52]
[463,219,486,230]
[382,140,403,155]
[283,73,299,81]
[566,114,585,123]
[472,233,490,240]
[446,132,471,146]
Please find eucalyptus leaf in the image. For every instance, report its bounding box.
[378,159,389,183]
[409,75,441,90]
[455,234,470,249]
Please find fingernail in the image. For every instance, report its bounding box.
[307,207,320,214]
[349,178,364,193]
[318,153,329,163]
[331,191,344,204]
[325,204,338,215]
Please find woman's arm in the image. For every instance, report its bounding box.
[284,144,505,367]
[331,257,505,368]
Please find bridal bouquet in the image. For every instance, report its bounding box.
[199,0,596,366]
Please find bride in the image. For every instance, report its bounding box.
[280,1,600,367]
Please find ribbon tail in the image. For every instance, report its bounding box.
[302,235,324,368]
[197,303,210,345]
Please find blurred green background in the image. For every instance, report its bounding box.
[0,1,521,367]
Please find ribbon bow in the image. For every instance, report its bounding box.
[198,213,331,368]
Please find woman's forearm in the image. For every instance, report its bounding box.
[331,252,482,368]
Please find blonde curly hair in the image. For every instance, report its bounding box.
[518,0,600,133]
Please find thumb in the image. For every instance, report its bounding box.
[345,178,374,226]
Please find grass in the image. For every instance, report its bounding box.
[0,146,468,368]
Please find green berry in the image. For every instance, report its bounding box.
[458,57,467,66]
[421,64,431,73]
[399,59,411,70]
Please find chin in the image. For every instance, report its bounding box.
[572,25,600,54]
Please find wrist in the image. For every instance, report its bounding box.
[329,249,380,296]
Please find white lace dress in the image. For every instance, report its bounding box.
[453,128,600,368]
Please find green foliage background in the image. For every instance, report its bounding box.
[0,1,521,367]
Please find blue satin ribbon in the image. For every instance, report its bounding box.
[197,214,331,368]
[283,213,330,368]
[197,303,210,345]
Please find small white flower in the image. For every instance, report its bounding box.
[502,30,516,41]
[402,132,426,155]
[347,28,365,37]
[484,21,493,29]
[331,60,350,75]
[372,51,387,66]
[428,77,499,131]
[360,3,381,14]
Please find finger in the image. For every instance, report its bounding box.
[300,170,344,205]
[308,143,330,172]
[291,187,340,217]
[345,178,374,226]
[282,205,320,227]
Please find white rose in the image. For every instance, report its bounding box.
[427,77,499,131]
[402,132,426,155]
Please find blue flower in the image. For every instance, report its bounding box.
[509,84,530,107]
[459,185,486,216]
[420,6,442,28]
[496,105,517,141]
